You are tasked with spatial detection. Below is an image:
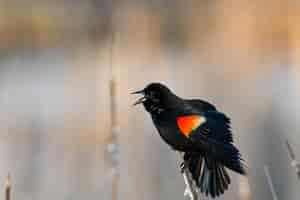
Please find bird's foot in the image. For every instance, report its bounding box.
[180,162,186,173]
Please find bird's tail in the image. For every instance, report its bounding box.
[184,153,231,198]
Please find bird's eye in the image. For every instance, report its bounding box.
[149,91,155,97]
[148,91,160,103]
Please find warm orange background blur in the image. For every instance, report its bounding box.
[0,0,299,200]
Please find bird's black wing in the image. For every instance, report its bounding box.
[193,111,233,143]
[177,105,247,197]
[185,111,246,175]
[187,99,217,112]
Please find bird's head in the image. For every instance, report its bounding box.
[132,83,177,114]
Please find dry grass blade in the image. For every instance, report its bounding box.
[285,140,300,179]
[264,166,278,200]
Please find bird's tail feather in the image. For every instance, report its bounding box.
[211,142,248,175]
[185,153,231,198]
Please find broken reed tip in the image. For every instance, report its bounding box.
[5,174,11,189]
[286,140,296,160]
[5,173,11,200]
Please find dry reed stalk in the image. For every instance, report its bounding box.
[285,140,300,179]
[179,153,199,200]
[264,165,278,200]
[5,174,11,200]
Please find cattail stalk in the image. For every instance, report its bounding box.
[182,168,198,200]
[179,153,199,200]
[107,0,120,200]
[264,166,278,200]
[5,174,11,200]
[109,79,120,200]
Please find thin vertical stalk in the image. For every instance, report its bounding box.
[109,78,120,200]
[182,169,198,200]
[179,153,199,200]
[107,0,120,200]
[5,174,11,200]
[264,166,278,200]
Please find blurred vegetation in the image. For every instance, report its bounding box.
[0,0,299,200]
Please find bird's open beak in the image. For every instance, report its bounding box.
[132,89,146,106]
[131,89,144,95]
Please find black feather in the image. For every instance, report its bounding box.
[184,153,231,198]
[189,111,247,175]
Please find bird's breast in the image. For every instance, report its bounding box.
[151,112,194,151]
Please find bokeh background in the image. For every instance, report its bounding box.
[0,0,299,199]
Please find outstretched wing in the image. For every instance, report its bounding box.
[177,111,246,175]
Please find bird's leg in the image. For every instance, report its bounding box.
[173,150,185,173]
[180,161,186,173]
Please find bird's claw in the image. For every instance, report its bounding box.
[180,162,186,173]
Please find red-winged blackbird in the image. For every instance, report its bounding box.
[133,83,247,198]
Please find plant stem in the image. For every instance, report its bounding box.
[5,174,11,200]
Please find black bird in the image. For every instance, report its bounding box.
[133,83,247,198]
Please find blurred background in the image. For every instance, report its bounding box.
[0,0,299,199]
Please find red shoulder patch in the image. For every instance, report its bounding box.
[177,115,206,138]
